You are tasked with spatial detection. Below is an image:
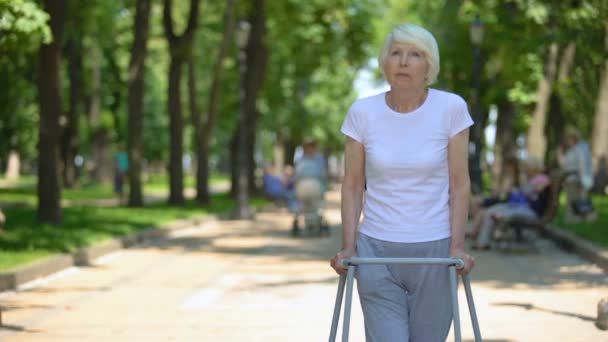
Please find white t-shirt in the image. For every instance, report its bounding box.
[340,89,473,243]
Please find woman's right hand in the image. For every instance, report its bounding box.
[330,247,356,275]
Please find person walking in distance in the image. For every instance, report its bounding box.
[330,23,475,341]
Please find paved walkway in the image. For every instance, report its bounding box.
[1,189,607,341]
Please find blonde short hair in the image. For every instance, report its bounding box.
[378,23,440,85]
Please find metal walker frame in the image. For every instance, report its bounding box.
[329,257,482,342]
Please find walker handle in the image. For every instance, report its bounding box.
[341,257,464,269]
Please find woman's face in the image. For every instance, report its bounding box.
[383,42,429,89]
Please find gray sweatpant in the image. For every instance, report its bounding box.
[355,233,453,342]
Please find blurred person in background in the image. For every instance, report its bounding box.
[558,126,595,222]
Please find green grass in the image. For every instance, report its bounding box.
[144,173,229,193]
[0,173,230,205]
[0,189,268,272]
[553,194,608,247]
[143,173,229,187]
[144,174,196,192]
[1,182,119,206]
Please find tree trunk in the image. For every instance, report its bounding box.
[526,43,559,160]
[188,58,207,204]
[273,133,285,170]
[37,0,66,224]
[546,93,566,165]
[195,0,236,204]
[284,139,296,167]
[105,46,125,143]
[230,128,238,197]
[127,0,151,207]
[5,150,20,179]
[545,42,575,164]
[243,0,268,193]
[591,22,608,193]
[62,36,84,188]
[167,57,185,205]
[557,42,576,82]
[163,0,201,206]
[493,99,517,197]
[89,46,112,184]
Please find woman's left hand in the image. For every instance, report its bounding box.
[450,249,475,275]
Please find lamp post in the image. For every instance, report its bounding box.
[233,20,253,219]
[469,15,484,194]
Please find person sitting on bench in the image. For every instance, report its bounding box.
[263,164,298,212]
[469,157,550,250]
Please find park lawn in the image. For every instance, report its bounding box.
[143,173,229,193]
[554,194,608,248]
[0,173,230,206]
[0,193,268,272]
[0,183,116,207]
[144,173,196,192]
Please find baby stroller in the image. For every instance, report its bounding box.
[292,177,329,236]
[292,140,329,237]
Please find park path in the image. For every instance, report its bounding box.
[1,187,607,341]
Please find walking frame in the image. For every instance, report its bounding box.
[329,257,482,342]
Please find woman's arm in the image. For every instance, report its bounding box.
[448,128,475,274]
[341,137,366,249]
[330,137,365,274]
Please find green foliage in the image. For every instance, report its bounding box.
[302,61,359,149]
[555,194,608,248]
[0,0,49,163]
[142,64,170,161]
[259,0,381,154]
[0,0,50,53]
[1,0,606,222]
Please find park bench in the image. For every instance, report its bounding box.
[491,170,567,252]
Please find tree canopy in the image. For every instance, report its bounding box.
[1,0,607,222]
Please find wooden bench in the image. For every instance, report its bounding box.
[492,170,567,251]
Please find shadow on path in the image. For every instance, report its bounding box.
[492,302,596,323]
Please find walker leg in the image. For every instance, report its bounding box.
[342,265,356,342]
[329,274,346,342]
[462,274,482,342]
[448,266,461,342]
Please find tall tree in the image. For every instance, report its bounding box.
[545,41,576,162]
[192,0,236,205]
[163,0,201,205]
[127,0,152,207]
[524,1,595,161]
[88,45,114,183]
[37,0,66,223]
[243,0,268,192]
[0,0,50,179]
[493,97,518,194]
[229,0,268,212]
[61,33,84,187]
[591,21,608,192]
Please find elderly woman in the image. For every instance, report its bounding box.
[330,23,475,341]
